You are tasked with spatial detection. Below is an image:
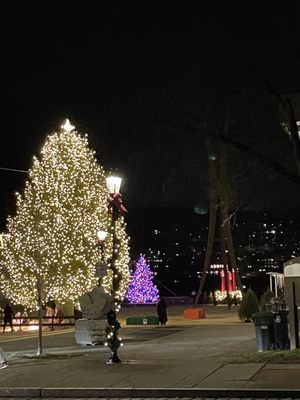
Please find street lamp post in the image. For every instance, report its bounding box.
[96,229,108,286]
[104,173,127,364]
[105,174,127,307]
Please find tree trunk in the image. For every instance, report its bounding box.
[195,140,218,304]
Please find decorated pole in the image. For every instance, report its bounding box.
[232,268,236,290]
[105,173,128,364]
[228,271,233,293]
[220,269,225,292]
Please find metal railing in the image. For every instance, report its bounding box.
[0,315,76,331]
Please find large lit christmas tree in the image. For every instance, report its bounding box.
[126,255,159,303]
[0,119,130,310]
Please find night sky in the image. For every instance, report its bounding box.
[2,2,300,231]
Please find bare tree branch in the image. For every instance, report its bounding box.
[120,117,300,186]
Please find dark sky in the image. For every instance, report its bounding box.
[1,2,300,227]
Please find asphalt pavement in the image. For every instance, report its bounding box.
[0,305,300,398]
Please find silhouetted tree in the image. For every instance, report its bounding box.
[238,289,259,322]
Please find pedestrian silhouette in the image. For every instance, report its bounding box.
[3,302,15,334]
[157,297,168,325]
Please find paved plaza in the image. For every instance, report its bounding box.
[0,305,300,398]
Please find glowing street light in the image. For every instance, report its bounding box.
[97,229,107,243]
[106,175,122,194]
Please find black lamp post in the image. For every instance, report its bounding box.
[105,309,122,364]
[96,229,108,286]
[106,174,127,307]
[104,173,127,364]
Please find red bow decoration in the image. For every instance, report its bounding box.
[108,193,128,215]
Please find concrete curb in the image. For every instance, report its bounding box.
[0,388,41,398]
[1,387,300,398]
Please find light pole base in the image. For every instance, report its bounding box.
[106,352,121,364]
[0,361,7,369]
[0,348,7,369]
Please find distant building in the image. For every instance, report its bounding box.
[141,209,300,296]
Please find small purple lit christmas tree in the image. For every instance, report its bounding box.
[126,255,159,303]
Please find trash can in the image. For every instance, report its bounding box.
[273,310,290,350]
[253,312,275,351]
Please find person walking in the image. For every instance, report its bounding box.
[3,302,15,334]
[46,299,56,330]
[157,297,168,325]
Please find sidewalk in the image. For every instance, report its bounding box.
[0,305,300,397]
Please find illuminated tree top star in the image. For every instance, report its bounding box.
[61,118,75,132]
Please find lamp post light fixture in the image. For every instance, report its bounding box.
[97,229,108,243]
[106,175,122,195]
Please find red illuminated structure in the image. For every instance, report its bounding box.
[210,264,238,294]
